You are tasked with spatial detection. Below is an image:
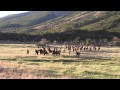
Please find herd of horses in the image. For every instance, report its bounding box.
[27,44,101,58]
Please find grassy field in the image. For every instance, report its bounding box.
[0,44,120,79]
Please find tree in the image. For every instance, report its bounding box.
[103,38,108,46]
[91,39,96,45]
[98,39,103,46]
[53,40,57,45]
[85,38,91,45]
[64,41,69,45]
[80,40,85,46]
[38,38,49,46]
[112,36,120,46]
[73,37,80,45]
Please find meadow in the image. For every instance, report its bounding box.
[0,44,120,79]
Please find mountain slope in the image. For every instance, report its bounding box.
[29,11,120,34]
[0,11,120,43]
[0,11,71,33]
[1,11,120,34]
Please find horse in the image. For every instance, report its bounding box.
[35,49,39,55]
[76,51,80,58]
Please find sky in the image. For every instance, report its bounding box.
[0,11,29,18]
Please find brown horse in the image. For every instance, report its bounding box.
[35,49,39,55]
[27,49,29,54]
[76,51,80,58]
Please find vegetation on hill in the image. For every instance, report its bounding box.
[0,11,120,45]
[0,11,71,33]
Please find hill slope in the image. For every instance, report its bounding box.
[0,11,71,33]
[0,11,120,43]
[32,11,120,34]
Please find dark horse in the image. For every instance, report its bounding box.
[27,49,29,54]
[76,51,80,58]
[39,49,44,54]
[43,48,49,55]
[52,48,61,56]
[35,49,39,55]
[38,48,49,55]
[48,47,53,53]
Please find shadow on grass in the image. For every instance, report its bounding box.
[22,55,112,63]
[63,55,77,58]
[16,56,37,58]
[80,56,112,60]
[1,58,16,61]
[63,55,111,61]
[24,59,82,63]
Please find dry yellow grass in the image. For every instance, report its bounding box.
[0,44,120,79]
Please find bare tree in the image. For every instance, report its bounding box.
[112,36,120,46]
[73,37,80,45]
[37,38,49,47]
[53,40,57,45]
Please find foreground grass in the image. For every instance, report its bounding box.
[0,44,120,79]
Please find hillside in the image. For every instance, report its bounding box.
[0,11,71,33]
[32,11,120,34]
[0,11,120,43]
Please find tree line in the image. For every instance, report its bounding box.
[0,30,120,46]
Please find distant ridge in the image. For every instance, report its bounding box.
[0,11,120,42]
